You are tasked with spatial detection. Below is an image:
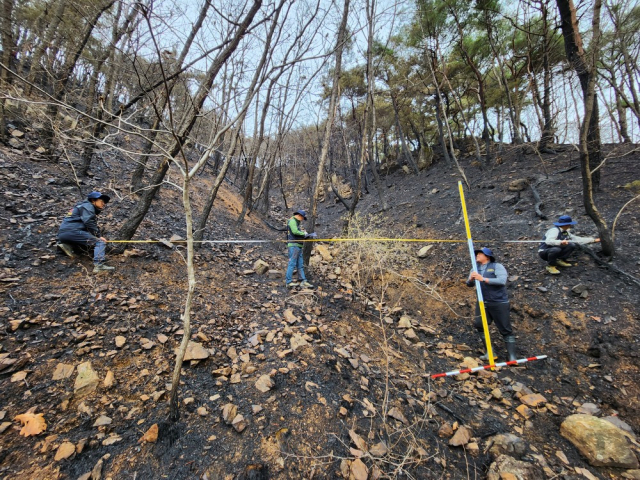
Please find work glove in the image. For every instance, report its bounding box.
[305,232,318,239]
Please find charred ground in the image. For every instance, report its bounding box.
[0,140,639,480]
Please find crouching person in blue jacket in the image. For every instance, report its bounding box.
[57,191,114,273]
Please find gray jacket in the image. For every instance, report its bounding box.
[466,262,509,303]
[539,226,595,251]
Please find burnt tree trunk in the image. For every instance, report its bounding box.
[556,0,612,256]
[556,0,602,191]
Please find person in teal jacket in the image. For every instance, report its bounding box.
[285,209,316,288]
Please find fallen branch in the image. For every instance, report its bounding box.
[577,244,640,289]
[433,401,466,424]
[260,217,287,232]
[612,193,640,243]
[329,183,352,211]
[553,165,579,174]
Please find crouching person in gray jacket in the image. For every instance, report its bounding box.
[466,247,517,362]
[538,215,600,275]
[57,191,114,273]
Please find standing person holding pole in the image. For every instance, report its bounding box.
[466,247,517,361]
[458,182,497,366]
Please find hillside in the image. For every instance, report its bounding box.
[0,140,639,480]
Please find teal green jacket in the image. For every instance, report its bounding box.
[287,217,306,247]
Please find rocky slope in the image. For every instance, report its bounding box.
[0,137,639,480]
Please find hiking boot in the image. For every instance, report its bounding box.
[93,264,115,273]
[286,282,299,289]
[546,265,560,275]
[300,281,314,288]
[57,243,75,258]
[556,259,572,267]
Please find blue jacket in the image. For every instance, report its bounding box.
[57,200,101,238]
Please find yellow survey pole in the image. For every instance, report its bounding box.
[458,181,495,368]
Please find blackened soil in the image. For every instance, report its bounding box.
[0,141,639,480]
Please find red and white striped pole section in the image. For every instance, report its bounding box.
[430,355,548,379]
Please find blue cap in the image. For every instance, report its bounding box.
[554,215,576,226]
[87,191,111,203]
[294,209,307,220]
[474,247,495,262]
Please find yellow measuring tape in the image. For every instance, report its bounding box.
[105,238,540,244]
[105,238,468,244]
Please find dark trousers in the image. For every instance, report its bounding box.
[538,244,576,266]
[474,302,512,337]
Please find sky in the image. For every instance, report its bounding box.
[92,0,638,147]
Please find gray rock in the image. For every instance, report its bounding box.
[387,407,409,425]
[560,414,639,468]
[403,328,418,341]
[8,138,22,149]
[449,426,471,446]
[603,416,636,439]
[267,269,283,278]
[572,284,588,295]
[397,316,413,329]
[74,361,99,397]
[487,433,527,460]
[576,402,601,416]
[253,259,269,275]
[508,179,529,191]
[290,333,308,351]
[487,455,543,480]
[178,341,210,361]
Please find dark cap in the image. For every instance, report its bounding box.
[474,247,495,262]
[294,209,307,220]
[87,191,111,203]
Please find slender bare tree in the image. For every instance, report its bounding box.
[116,0,263,246]
[303,0,351,265]
[556,0,604,191]
[556,0,613,256]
